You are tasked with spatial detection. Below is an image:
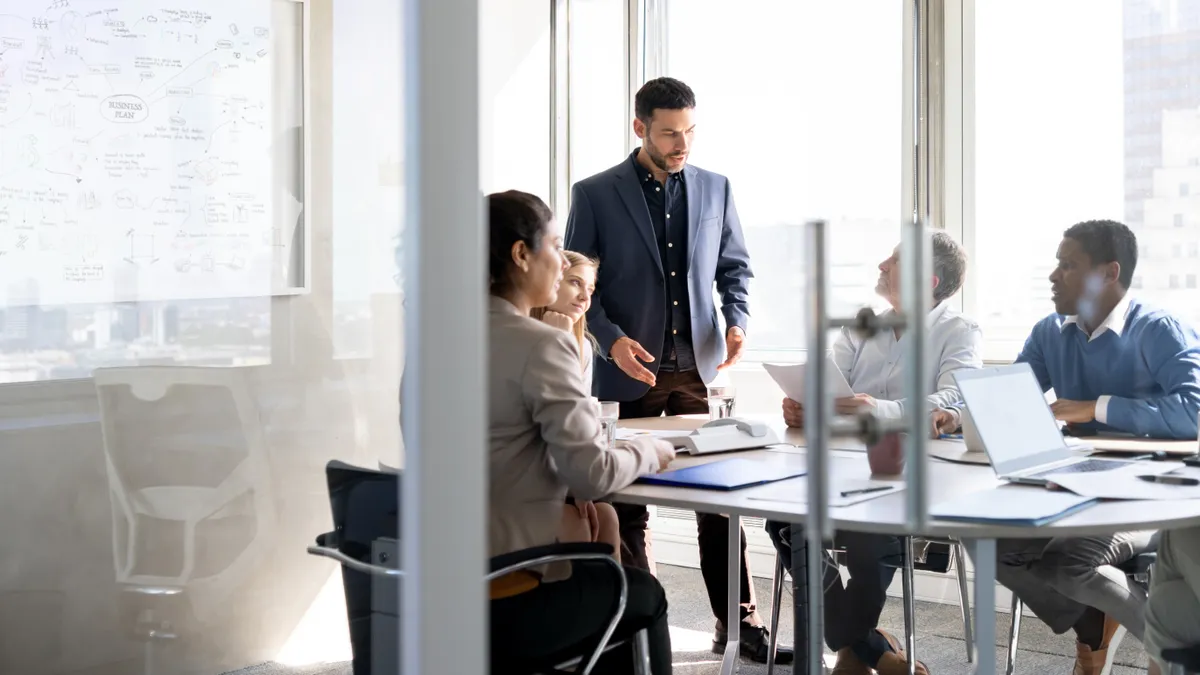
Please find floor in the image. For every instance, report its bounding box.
[225,564,1149,675]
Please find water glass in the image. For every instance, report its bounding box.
[707,385,736,420]
[597,400,619,447]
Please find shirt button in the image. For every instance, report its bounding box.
[673,301,678,306]
[672,329,678,335]
[656,187,661,192]
[668,243,673,248]
[666,214,671,219]
[671,271,676,277]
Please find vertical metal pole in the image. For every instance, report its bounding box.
[549,0,570,213]
[911,0,923,224]
[901,219,930,532]
[624,0,642,152]
[968,538,998,675]
[400,0,486,674]
[804,219,830,675]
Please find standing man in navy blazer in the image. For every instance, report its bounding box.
[566,78,781,664]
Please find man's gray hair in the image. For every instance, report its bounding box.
[931,230,968,303]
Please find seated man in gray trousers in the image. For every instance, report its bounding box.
[1146,527,1200,675]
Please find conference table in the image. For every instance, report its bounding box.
[613,414,1200,675]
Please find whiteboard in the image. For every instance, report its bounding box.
[0,0,296,307]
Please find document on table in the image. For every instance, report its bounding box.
[930,485,1097,525]
[764,358,855,402]
[1046,464,1200,501]
[748,477,904,507]
[616,428,686,441]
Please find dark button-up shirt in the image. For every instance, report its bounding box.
[629,150,694,371]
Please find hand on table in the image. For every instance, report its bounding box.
[930,408,959,438]
[1050,399,1097,425]
[611,337,656,387]
[653,439,676,472]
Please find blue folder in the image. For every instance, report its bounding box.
[636,458,807,491]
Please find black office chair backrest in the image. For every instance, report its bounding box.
[320,460,399,675]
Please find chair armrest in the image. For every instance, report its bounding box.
[306,544,403,577]
[488,542,623,675]
[488,542,614,579]
[1117,551,1157,576]
[1162,646,1200,670]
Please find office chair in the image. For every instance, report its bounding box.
[767,536,974,675]
[94,366,275,675]
[1004,542,1158,675]
[308,461,650,675]
[1163,646,1200,675]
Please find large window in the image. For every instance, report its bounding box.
[666,1,903,359]
[971,0,1200,359]
[568,0,628,189]
[480,0,551,200]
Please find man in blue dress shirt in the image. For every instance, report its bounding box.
[940,220,1200,675]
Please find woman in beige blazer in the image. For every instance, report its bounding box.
[486,190,675,674]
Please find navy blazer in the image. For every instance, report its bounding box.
[565,158,753,401]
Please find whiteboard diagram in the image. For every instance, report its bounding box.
[0,1,278,307]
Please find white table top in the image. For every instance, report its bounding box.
[616,415,1200,538]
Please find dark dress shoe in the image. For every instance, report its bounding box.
[711,624,794,665]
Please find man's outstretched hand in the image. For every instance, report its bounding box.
[717,327,746,371]
[611,337,657,387]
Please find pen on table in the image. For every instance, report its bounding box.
[840,485,892,498]
[1138,474,1200,486]
[938,433,963,440]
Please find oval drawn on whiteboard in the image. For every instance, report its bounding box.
[100,94,149,124]
[169,116,185,126]
[216,39,234,49]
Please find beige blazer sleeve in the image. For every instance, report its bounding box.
[523,330,660,500]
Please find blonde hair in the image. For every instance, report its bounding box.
[531,251,600,372]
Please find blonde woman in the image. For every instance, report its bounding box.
[531,251,624,562]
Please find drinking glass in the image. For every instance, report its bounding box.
[597,400,619,447]
[707,385,736,420]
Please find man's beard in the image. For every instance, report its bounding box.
[646,144,684,173]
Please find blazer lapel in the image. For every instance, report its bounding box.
[684,164,704,269]
[614,162,664,275]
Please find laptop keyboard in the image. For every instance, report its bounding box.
[1027,458,1128,480]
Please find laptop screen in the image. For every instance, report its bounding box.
[953,364,1069,474]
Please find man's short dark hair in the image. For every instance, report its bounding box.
[634,77,696,125]
[1063,219,1138,289]
[931,231,968,303]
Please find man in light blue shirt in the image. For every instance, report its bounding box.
[940,220,1200,675]
[766,231,981,675]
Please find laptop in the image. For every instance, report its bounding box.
[951,363,1147,486]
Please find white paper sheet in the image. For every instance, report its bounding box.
[1046,463,1200,501]
[747,478,904,507]
[764,358,855,401]
[615,428,687,441]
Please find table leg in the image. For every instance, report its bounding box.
[964,538,997,675]
[790,521,813,673]
[720,514,741,675]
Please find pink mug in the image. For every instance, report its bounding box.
[867,432,906,476]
